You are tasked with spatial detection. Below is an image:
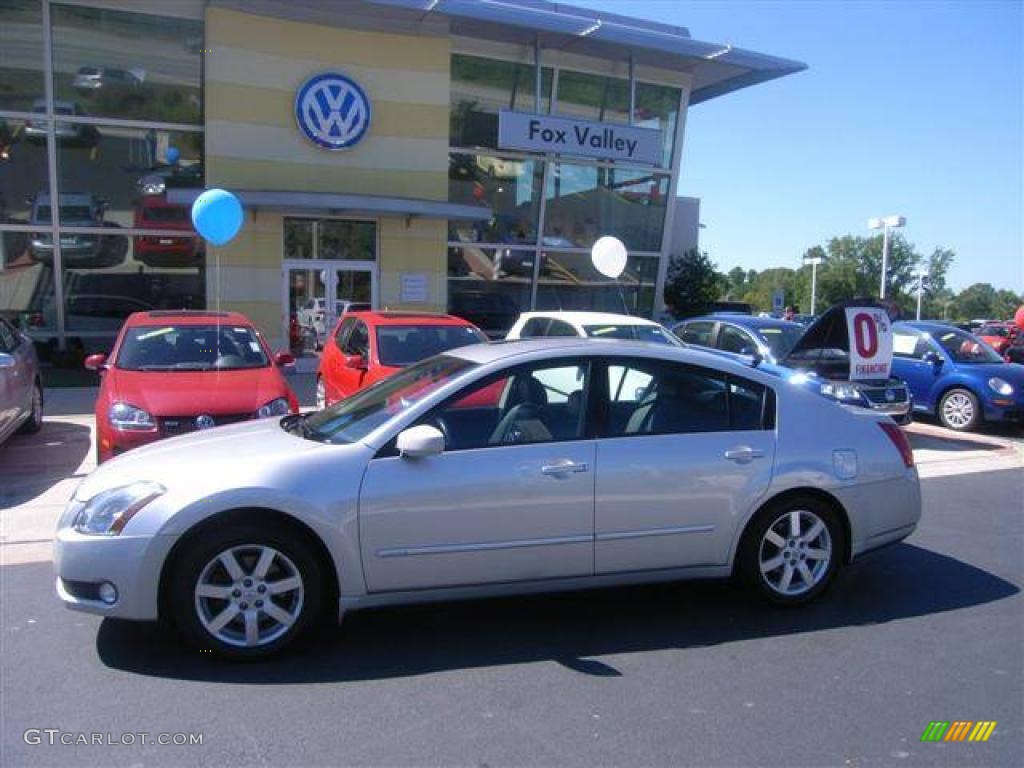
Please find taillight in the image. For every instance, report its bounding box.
[879,422,914,468]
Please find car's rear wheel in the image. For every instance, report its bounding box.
[169,525,323,659]
[315,377,326,410]
[938,388,980,432]
[737,496,844,606]
[18,380,43,434]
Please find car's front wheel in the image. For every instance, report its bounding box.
[18,380,43,434]
[938,388,980,432]
[737,496,845,606]
[169,525,323,659]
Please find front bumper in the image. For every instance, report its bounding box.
[53,527,177,621]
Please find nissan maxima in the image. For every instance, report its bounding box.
[55,339,921,659]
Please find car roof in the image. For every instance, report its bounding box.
[125,310,254,327]
[680,314,803,330]
[897,321,957,333]
[518,311,661,327]
[347,311,477,327]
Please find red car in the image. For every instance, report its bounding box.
[85,310,298,462]
[133,196,198,268]
[976,323,1016,356]
[316,311,487,408]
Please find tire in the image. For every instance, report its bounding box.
[736,495,845,606]
[168,523,324,660]
[17,380,43,434]
[938,388,981,432]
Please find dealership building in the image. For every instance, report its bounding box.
[0,0,803,362]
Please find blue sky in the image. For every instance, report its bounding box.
[582,0,1023,293]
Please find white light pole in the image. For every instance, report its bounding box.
[915,270,927,320]
[803,253,824,315]
[867,215,906,300]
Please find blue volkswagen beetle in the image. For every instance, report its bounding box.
[891,321,1024,432]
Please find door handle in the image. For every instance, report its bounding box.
[724,447,765,463]
[541,461,589,476]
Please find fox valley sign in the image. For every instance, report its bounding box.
[498,111,662,165]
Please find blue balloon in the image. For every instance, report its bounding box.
[191,189,243,246]
[166,146,180,164]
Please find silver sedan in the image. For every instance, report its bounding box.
[54,339,921,659]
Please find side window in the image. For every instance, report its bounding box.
[520,318,549,338]
[679,321,714,347]
[334,317,355,348]
[546,320,579,337]
[0,320,15,353]
[344,321,369,357]
[893,330,927,360]
[421,359,590,451]
[718,325,754,354]
[607,359,769,436]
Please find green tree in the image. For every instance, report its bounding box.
[663,248,725,318]
[953,283,999,320]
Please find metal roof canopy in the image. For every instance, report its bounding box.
[167,189,492,221]
[365,0,807,104]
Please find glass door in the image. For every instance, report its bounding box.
[284,265,375,371]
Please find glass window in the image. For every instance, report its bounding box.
[376,324,486,367]
[115,323,268,371]
[677,321,714,347]
[893,329,927,359]
[634,82,681,169]
[284,218,314,259]
[283,218,376,261]
[583,323,678,345]
[0,117,50,221]
[547,319,579,337]
[344,320,369,358]
[519,317,548,338]
[421,360,590,450]
[0,317,17,351]
[0,0,44,112]
[718,325,755,354]
[555,70,630,124]
[535,252,657,318]
[51,3,203,124]
[729,378,769,431]
[333,316,355,347]
[932,329,1003,363]
[451,54,553,149]
[758,325,803,360]
[544,164,668,252]
[448,152,543,244]
[447,246,531,338]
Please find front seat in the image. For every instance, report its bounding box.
[488,375,552,444]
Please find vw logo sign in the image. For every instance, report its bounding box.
[295,72,371,150]
[195,414,216,430]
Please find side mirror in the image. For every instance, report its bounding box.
[396,424,445,458]
[273,351,295,367]
[740,346,763,367]
[83,353,108,371]
[922,350,943,368]
[0,352,15,369]
[344,353,366,370]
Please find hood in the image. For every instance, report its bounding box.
[106,366,291,416]
[782,299,897,380]
[956,361,1024,386]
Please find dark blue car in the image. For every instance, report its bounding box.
[674,306,913,425]
[891,321,1024,431]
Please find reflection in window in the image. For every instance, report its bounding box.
[544,164,668,252]
[555,70,630,124]
[51,3,203,124]
[635,82,681,168]
[536,252,657,317]
[0,0,44,112]
[448,152,543,244]
[0,118,50,221]
[283,218,377,261]
[447,246,531,338]
[451,54,553,149]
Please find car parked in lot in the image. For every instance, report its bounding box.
[72,66,145,97]
[55,338,921,658]
[507,311,682,345]
[84,310,298,462]
[133,196,199,268]
[23,100,99,146]
[316,311,486,408]
[674,305,913,425]
[975,323,1016,357]
[28,193,114,267]
[0,317,43,445]
[891,321,1024,431]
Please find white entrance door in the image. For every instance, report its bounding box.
[283,262,376,372]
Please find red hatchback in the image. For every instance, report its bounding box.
[316,311,487,408]
[85,310,298,462]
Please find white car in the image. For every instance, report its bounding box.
[54,339,921,659]
[507,311,682,345]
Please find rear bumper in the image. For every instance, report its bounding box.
[834,470,922,559]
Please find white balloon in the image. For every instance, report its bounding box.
[591,236,627,279]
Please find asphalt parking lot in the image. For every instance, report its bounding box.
[1,383,1021,767]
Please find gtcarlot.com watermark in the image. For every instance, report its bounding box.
[24,729,203,746]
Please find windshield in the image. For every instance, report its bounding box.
[303,355,476,444]
[116,324,270,371]
[376,325,486,367]
[932,329,1004,363]
[583,324,680,345]
[758,326,805,359]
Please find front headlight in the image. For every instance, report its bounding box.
[109,402,156,430]
[820,382,863,402]
[988,377,1014,396]
[257,397,290,418]
[72,481,165,535]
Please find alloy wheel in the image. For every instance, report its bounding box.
[758,509,832,597]
[942,392,974,429]
[193,545,304,648]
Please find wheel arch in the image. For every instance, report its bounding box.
[157,507,340,623]
[731,487,853,573]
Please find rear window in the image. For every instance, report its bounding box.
[376,325,486,367]
[583,324,679,345]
